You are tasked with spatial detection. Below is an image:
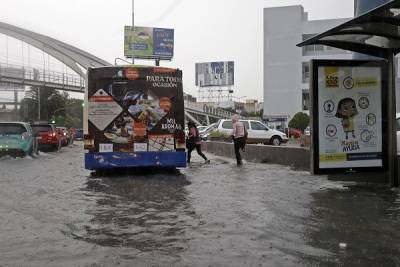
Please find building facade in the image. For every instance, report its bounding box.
[263,6,352,127]
[244,99,258,114]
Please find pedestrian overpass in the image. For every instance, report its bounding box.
[0,63,85,93]
[0,21,235,125]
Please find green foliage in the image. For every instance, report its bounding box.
[289,112,310,132]
[64,115,82,128]
[209,130,230,139]
[241,110,262,118]
[20,87,83,128]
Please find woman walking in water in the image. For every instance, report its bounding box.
[187,121,210,164]
[231,114,246,166]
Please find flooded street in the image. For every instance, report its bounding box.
[0,143,400,266]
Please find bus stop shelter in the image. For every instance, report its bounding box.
[297,0,400,186]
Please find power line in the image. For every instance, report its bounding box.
[143,0,183,25]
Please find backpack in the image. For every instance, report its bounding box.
[186,126,199,149]
[244,124,248,140]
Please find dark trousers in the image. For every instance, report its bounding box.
[234,137,245,165]
[187,144,207,163]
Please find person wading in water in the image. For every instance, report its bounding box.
[186,121,210,164]
[231,114,247,166]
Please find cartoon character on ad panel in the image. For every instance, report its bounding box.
[335,98,359,140]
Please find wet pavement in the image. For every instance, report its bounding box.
[0,143,399,266]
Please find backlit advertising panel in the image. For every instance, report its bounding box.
[195,61,234,87]
[311,60,387,173]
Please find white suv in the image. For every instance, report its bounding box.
[214,119,288,145]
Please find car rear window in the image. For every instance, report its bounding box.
[0,123,27,135]
[221,121,233,129]
[31,125,53,133]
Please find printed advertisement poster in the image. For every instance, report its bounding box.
[318,66,382,169]
[153,28,174,58]
[124,26,174,59]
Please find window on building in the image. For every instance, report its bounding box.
[302,34,316,41]
[302,90,310,111]
[302,62,310,83]
[302,34,343,55]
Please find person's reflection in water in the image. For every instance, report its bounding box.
[302,185,400,266]
[69,170,195,255]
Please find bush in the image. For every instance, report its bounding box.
[208,130,230,139]
[289,112,310,132]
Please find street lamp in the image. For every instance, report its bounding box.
[50,102,83,124]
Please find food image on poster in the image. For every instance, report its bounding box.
[318,65,382,169]
[148,135,175,151]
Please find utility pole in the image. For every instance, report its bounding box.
[132,0,135,65]
[38,87,41,120]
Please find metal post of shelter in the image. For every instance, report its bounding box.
[131,0,135,65]
[387,52,398,186]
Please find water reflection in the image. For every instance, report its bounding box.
[69,171,194,254]
[303,185,400,266]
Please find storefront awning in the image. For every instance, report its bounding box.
[297,0,400,58]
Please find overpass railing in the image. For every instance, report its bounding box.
[0,63,85,89]
[185,101,244,119]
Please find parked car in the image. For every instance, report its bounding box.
[285,128,302,138]
[69,128,76,141]
[56,127,71,146]
[75,128,84,140]
[31,123,62,151]
[213,119,288,145]
[199,123,217,141]
[197,126,208,133]
[0,122,38,157]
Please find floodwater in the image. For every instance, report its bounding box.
[0,143,399,266]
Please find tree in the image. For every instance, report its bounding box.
[20,87,68,122]
[288,112,310,131]
[20,87,83,128]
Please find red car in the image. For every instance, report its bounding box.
[285,128,302,138]
[56,127,71,146]
[31,124,62,151]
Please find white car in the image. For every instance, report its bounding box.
[199,123,217,140]
[214,119,288,145]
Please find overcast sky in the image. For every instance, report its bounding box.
[0,0,354,101]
